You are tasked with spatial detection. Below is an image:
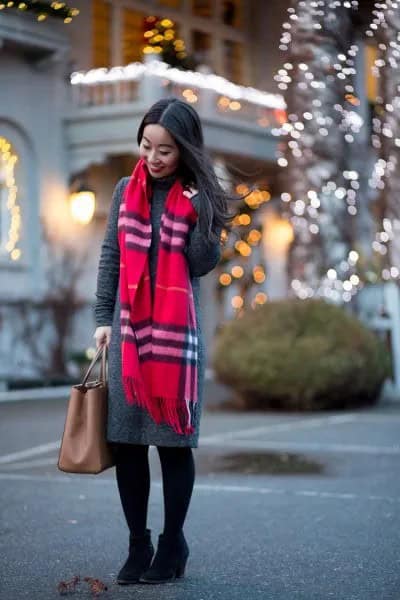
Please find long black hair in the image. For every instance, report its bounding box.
[137,98,234,243]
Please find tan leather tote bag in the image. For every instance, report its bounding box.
[58,344,115,474]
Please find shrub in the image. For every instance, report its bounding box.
[212,299,390,411]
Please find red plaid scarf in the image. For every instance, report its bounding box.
[118,159,199,436]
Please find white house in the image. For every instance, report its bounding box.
[0,0,292,382]
[0,0,388,385]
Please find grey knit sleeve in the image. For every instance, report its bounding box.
[185,193,221,277]
[94,177,129,326]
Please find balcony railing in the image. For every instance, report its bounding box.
[69,60,287,132]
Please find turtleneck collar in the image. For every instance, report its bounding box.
[150,172,178,190]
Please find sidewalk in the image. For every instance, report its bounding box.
[1,373,399,407]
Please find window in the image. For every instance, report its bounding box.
[122,9,147,64]
[364,44,380,143]
[192,0,213,18]
[192,30,213,67]
[222,39,243,83]
[222,0,242,28]
[0,136,21,262]
[365,43,378,103]
[92,0,111,68]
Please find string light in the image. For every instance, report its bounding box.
[142,16,189,63]
[218,180,269,316]
[231,265,244,278]
[254,292,268,305]
[219,273,232,286]
[253,267,266,283]
[71,60,285,110]
[231,295,244,310]
[0,137,22,261]
[363,0,400,281]
[1,0,79,21]
[182,88,198,103]
[273,0,378,303]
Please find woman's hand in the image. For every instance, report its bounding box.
[94,326,112,348]
[183,187,198,200]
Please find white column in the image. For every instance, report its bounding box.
[140,54,164,105]
[384,282,400,396]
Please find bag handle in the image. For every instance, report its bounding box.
[81,344,107,387]
[100,343,107,385]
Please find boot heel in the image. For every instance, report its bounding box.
[139,532,189,583]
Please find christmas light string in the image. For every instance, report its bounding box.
[71,60,285,111]
[273,0,400,302]
[364,1,400,279]
[0,1,79,23]
[0,137,21,261]
[218,184,270,314]
[275,1,362,302]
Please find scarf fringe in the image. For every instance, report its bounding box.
[123,376,195,436]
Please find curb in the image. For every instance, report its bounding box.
[0,370,216,404]
[0,386,71,404]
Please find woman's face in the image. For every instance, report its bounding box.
[139,124,180,178]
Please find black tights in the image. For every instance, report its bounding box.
[115,444,195,538]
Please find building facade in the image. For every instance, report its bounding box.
[0,0,378,382]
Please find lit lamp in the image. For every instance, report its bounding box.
[69,183,96,225]
[262,213,294,300]
[266,217,294,253]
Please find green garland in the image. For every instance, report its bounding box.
[0,1,80,22]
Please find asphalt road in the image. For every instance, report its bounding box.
[0,385,399,600]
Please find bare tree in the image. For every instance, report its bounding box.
[1,243,87,379]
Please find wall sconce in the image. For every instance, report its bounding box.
[262,210,294,300]
[265,216,294,253]
[69,181,96,225]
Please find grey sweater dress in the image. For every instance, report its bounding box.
[94,174,221,448]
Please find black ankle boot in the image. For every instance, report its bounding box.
[139,531,189,584]
[117,528,154,585]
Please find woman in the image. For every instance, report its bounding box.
[93,98,231,585]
